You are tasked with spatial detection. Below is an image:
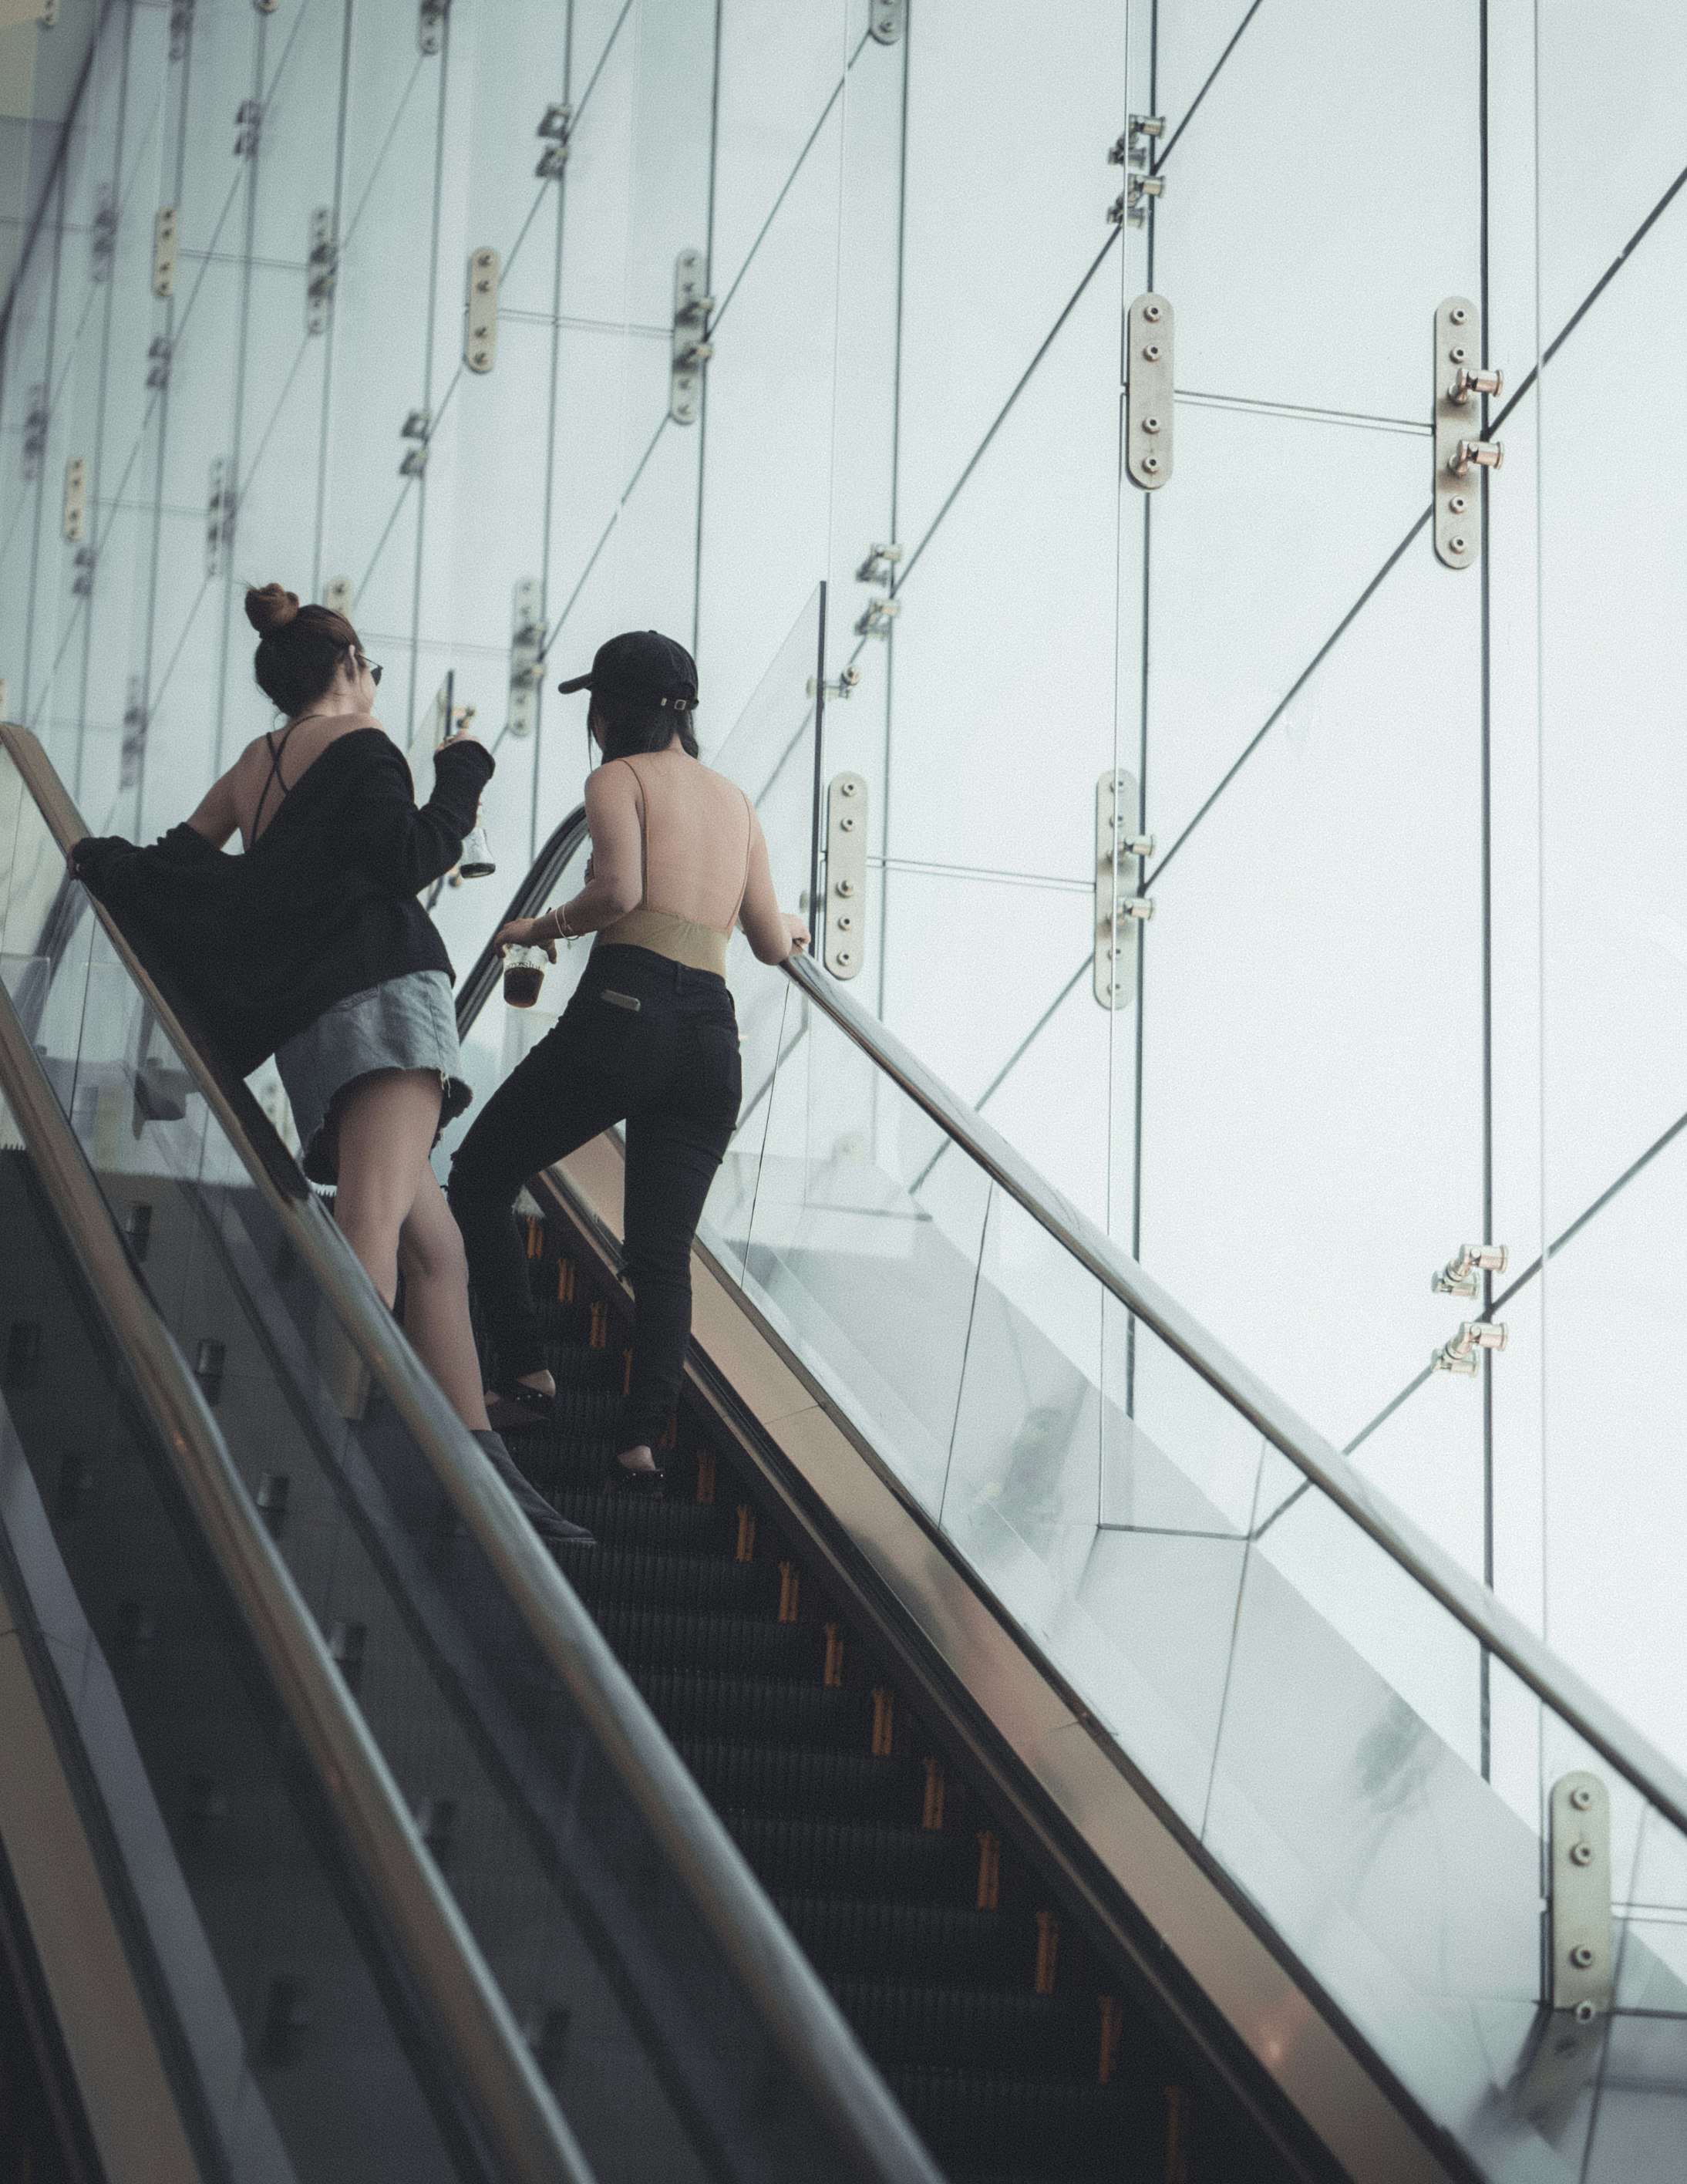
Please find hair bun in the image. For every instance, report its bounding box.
[244,582,300,634]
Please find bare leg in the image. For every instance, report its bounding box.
[397,1164,493,1432]
[332,1070,489,1433]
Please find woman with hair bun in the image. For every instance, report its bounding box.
[74,581,594,1548]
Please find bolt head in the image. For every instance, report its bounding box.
[1141,455,1160,474]
[1143,342,1161,361]
[1143,302,1163,322]
[1450,305,1468,324]
[1570,1784,1593,1811]
[1570,1840,1594,1866]
[1450,494,1467,513]
[1449,535,1467,554]
[1574,2000,1597,2024]
[1450,344,1468,362]
[841,779,857,795]
[1569,1943,1595,1969]
[1142,416,1161,433]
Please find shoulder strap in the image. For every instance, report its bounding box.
[250,722,298,843]
[732,787,755,925]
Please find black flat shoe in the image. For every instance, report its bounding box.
[614,1461,665,1498]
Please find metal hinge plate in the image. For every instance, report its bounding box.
[824,773,867,980]
[306,207,336,334]
[465,246,499,372]
[670,249,712,425]
[323,577,352,615]
[418,0,447,56]
[153,207,177,297]
[1433,297,1500,571]
[205,457,232,575]
[507,576,544,737]
[869,0,904,42]
[1095,772,1152,1008]
[1549,1772,1613,2019]
[1126,294,1173,490]
[62,457,86,543]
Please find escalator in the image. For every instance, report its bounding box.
[2,716,1685,2184]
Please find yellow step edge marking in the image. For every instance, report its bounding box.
[777,1561,800,1622]
[870,1687,894,1757]
[1098,1994,1123,2085]
[921,1758,945,1832]
[975,1829,1000,1911]
[735,1505,756,1562]
[823,1623,844,1688]
[1033,1909,1059,1994]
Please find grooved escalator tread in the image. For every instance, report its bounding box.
[483,1211,1314,2184]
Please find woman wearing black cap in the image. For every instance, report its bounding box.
[448,629,807,1491]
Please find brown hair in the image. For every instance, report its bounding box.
[244,583,361,717]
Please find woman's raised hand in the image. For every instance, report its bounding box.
[494,916,557,961]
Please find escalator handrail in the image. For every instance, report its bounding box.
[0,915,594,2184]
[461,814,1687,1840]
[772,949,1687,1839]
[454,805,589,1039]
[0,724,944,2184]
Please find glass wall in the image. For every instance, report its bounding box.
[2,0,1683,1781]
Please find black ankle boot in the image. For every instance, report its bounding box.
[471,1429,596,1545]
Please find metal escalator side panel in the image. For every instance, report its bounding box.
[1,709,943,2183]
[0,978,591,2184]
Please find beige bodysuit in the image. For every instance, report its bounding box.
[595,751,755,976]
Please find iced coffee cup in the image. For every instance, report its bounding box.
[503,943,547,1009]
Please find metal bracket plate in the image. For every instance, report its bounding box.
[1095,771,1151,1008]
[507,576,544,738]
[869,0,904,41]
[204,457,231,576]
[62,457,86,544]
[670,250,712,426]
[323,577,352,615]
[1126,295,1173,490]
[823,774,867,981]
[306,207,336,335]
[1435,297,1485,571]
[465,247,498,372]
[1549,1771,1613,2018]
[153,207,177,298]
[418,0,447,55]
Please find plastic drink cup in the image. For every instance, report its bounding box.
[503,944,546,1009]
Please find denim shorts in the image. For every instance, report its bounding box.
[276,969,470,1185]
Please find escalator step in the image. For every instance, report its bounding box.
[566,1548,780,1618]
[638,1672,874,1750]
[725,1812,968,1899]
[544,1345,626,1391]
[593,1605,827,1680]
[776,1895,1033,1987]
[829,1980,1094,2076]
[502,1386,624,1440]
[680,1740,922,1823]
[550,1492,734,1556]
[885,2067,1143,2169]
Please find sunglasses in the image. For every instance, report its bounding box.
[354,652,383,686]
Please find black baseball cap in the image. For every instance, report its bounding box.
[557,629,699,712]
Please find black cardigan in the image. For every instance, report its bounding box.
[74,730,494,1078]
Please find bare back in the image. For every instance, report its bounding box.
[615,751,752,929]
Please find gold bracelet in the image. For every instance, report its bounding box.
[553,904,573,942]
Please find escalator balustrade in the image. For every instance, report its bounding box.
[490,1209,1298,2184]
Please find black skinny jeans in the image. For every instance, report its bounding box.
[448,945,741,1450]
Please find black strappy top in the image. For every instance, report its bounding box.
[74,730,493,1079]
